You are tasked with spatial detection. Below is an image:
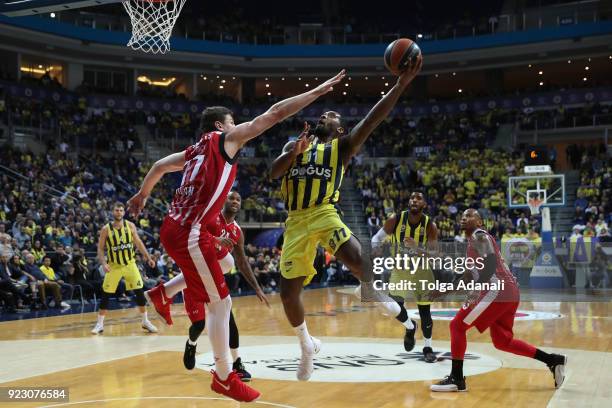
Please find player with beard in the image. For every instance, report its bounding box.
[91,202,157,335]
[269,58,422,381]
[430,209,567,392]
[371,191,438,362]
[146,191,269,381]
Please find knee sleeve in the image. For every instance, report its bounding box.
[134,288,146,307]
[418,304,433,338]
[229,310,239,349]
[189,319,206,342]
[100,292,110,310]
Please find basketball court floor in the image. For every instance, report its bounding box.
[0,287,609,407]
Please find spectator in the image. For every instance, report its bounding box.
[23,254,65,309]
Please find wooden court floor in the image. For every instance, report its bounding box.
[0,287,609,407]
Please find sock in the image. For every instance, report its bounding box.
[231,348,240,362]
[451,359,464,379]
[534,349,554,366]
[293,321,313,350]
[97,315,105,325]
[206,297,233,381]
[141,311,148,323]
[423,337,432,348]
[164,273,187,298]
[188,338,197,346]
[395,306,415,330]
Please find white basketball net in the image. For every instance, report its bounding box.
[123,0,187,54]
[528,197,543,215]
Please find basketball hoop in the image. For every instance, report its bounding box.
[123,0,187,54]
[528,197,543,215]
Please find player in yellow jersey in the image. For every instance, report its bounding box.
[91,202,158,334]
[371,191,439,363]
[270,57,422,381]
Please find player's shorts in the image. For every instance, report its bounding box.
[454,296,520,333]
[102,261,143,293]
[389,267,435,305]
[160,216,229,304]
[281,204,352,285]
[183,287,206,323]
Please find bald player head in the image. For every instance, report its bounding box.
[460,208,484,236]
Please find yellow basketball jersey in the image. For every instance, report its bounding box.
[390,211,429,256]
[281,138,344,213]
[106,220,136,266]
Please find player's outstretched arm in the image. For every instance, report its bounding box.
[339,57,422,162]
[269,122,312,179]
[370,214,396,256]
[127,151,186,217]
[224,70,346,159]
[233,231,270,307]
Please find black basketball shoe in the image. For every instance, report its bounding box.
[430,374,467,392]
[183,340,197,370]
[548,354,567,388]
[233,357,252,382]
[423,347,437,363]
[403,320,418,351]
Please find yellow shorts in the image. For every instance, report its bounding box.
[281,205,352,285]
[102,262,143,293]
[389,268,435,305]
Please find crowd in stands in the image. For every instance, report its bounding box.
[356,147,535,242]
[572,143,611,239]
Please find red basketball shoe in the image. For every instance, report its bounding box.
[144,283,173,326]
[210,370,260,402]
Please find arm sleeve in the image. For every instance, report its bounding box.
[371,228,390,248]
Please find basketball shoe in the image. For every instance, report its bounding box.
[145,283,173,325]
[233,358,252,382]
[184,340,196,370]
[430,374,467,392]
[297,336,321,381]
[210,370,260,402]
[548,354,567,388]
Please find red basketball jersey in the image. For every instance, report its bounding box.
[206,212,241,258]
[466,228,519,302]
[168,131,238,227]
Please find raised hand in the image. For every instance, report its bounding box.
[292,122,313,155]
[127,192,147,218]
[313,69,347,95]
[397,54,423,87]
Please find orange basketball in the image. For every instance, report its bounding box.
[384,38,421,75]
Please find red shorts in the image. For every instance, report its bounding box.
[160,216,229,304]
[183,287,206,323]
[455,295,520,333]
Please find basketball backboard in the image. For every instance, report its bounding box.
[508,174,565,209]
[0,1,121,17]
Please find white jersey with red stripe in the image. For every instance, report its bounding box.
[168,131,238,228]
[206,212,241,259]
[466,228,519,303]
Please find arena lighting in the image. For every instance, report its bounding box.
[365,76,369,80]
[219,85,224,89]
[265,83,269,88]
[538,70,543,75]
[345,83,349,87]
[232,76,235,79]
[528,64,532,67]
[539,81,544,86]
[458,88,463,93]
[265,77,268,81]
[281,77,285,80]
[20,66,58,74]
[50,12,56,18]
[585,66,589,70]
[380,91,385,95]
[38,64,43,68]
[216,75,219,79]
[452,72,456,76]
[384,82,389,86]
[435,73,439,78]
[342,91,347,95]
[417,33,423,38]
[221,79,226,83]
[568,60,571,63]
[136,76,176,86]
[305,83,309,87]
[298,77,302,80]
[202,76,207,80]
[267,92,271,96]
[583,77,587,81]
